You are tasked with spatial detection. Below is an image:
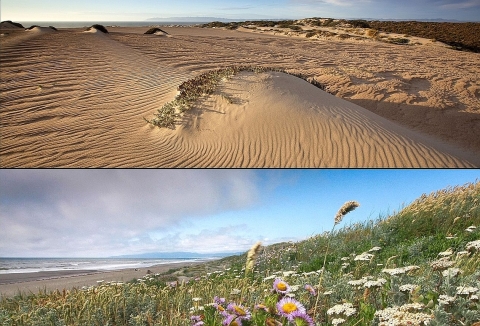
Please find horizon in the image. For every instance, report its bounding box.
[1,170,478,258]
[2,0,480,23]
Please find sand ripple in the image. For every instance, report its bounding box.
[0,28,478,167]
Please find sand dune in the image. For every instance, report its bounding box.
[0,26,478,167]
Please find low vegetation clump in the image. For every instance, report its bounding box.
[144,27,168,35]
[86,24,109,33]
[0,20,24,28]
[145,65,326,128]
[1,181,479,325]
[368,21,480,52]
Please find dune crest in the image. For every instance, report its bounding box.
[155,71,476,167]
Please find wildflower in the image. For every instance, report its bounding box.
[245,241,262,276]
[375,305,432,325]
[382,266,420,276]
[222,315,242,326]
[263,275,276,282]
[227,303,251,320]
[430,257,455,271]
[364,278,386,289]
[399,284,418,293]
[230,288,241,295]
[305,284,316,296]
[191,315,204,326]
[276,297,306,318]
[255,304,268,312]
[354,252,374,261]
[214,296,226,305]
[438,248,453,257]
[466,239,480,252]
[334,201,360,225]
[332,318,346,326]
[327,303,357,317]
[288,311,314,326]
[273,278,291,294]
[283,271,296,277]
[442,267,462,278]
[465,225,477,232]
[323,290,333,295]
[456,286,478,296]
[438,295,455,305]
[368,246,382,252]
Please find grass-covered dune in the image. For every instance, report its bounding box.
[1,181,479,325]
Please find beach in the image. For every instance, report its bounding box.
[0,261,203,298]
[1,23,479,167]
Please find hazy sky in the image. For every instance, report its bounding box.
[1,169,478,257]
[1,0,479,22]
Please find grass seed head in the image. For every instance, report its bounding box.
[335,201,360,225]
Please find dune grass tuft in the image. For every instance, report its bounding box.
[145,65,327,129]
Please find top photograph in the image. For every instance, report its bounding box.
[1,0,479,167]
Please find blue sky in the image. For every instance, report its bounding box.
[0,169,478,257]
[1,0,479,22]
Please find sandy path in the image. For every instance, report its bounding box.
[1,27,478,167]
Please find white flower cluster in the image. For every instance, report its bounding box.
[465,225,477,233]
[438,294,455,305]
[364,278,387,289]
[437,248,453,257]
[382,265,420,276]
[348,276,373,287]
[430,257,455,271]
[368,246,382,252]
[442,267,462,278]
[466,239,480,252]
[327,302,357,317]
[375,303,432,326]
[354,252,374,261]
[456,286,478,296]
[331,318,346,326]
[399,284,418,293]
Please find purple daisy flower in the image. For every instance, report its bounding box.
[305,284,316,296]
[222,314,242,326]
[273,278,291,294]
[276,297,306,318]
[190,315,204,326]
[227,302,251,320]
[288,311,315,326]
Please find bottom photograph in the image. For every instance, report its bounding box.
[0,169,479,325]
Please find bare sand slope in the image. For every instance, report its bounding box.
[155,71,477,167]
[1,27,479,167]
[0,30,189,166]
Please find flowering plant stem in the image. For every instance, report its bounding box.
[312,223,336,319]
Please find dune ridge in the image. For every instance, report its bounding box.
[0,26,478,167]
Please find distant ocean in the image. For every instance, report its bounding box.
[0,258,199,274]
[18,21,205,29]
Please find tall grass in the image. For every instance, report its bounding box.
[1,181,479,325]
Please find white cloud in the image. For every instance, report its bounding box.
[0,170,260,257]
[439,0,480,9]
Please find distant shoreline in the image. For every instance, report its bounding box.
[0,261,204,298]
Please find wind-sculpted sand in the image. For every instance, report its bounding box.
[1,26,479,167]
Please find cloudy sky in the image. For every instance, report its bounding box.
[1,0,479,22]
[1,169,478,258]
